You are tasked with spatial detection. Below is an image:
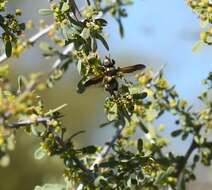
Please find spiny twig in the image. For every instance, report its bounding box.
[76,125,124,190]
[51,44,74,70]
[7,116,94,179]
[0,24,54,64]
[7,117,51,129]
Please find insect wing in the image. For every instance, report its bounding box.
[83,75,104,87]
[119,64,146,73]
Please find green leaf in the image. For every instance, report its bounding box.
[200,19,208,28]
[132,92,148,100]
[95,33,109,50]
[0,15,4,24]
[19,23,26,31]
[155,167,175,184]
[107,103,118,121]
[61,2,69,12]
[192,41,204,53]
[38,9,53,16]
[194,135,204,145]
[5,41,12,57]
[129,85,142,94]
[139,122,149,133]
[181,132,189,141]
[92,37,97,52]
[77,79,86,94]
[39,42,51,51]
[99,160,118,168]
[77,60,82,74]
[171,129,182,137]
[17,75,24,93]
[193,154,200,163]
[119,105,130,121]
[34,147,46,160]
[94,176,107,187]
[68,16,83,27]
[86,0,91,5]
[0,155,10,167]
[82,145,97,154]
[61,27,69,41]
[137,138,143,153]
[31,125,39,136]
[96,18,107,26]
[80,28,90,40]
[117,18,124,37]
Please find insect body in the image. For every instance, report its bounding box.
[79,57,146,95]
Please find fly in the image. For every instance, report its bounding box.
[78,56,146,95]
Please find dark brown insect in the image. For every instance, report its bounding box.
[79,56,146,95]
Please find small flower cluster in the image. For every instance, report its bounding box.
[187,0,212,46]
[38,0,134,89]
[0,0,7,11]
[0,2,25,57]
[101,70,212,189]
[0,65,65,167]
[0,63,99,187]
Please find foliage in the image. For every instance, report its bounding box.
[187,0,212,50]
[0,0,211,190]
[0,0,25,57]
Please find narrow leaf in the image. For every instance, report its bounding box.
[171,129,182,137]
[95,33,109,50]
[34,147,46,160]
[5,41,12,57]
[38,9,53,16]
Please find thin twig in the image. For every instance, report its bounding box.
[153,63,166,78]
[143,64,166,144]
[92,125,124,168]
[7,116,94,178]
[76,125,124,190]
[0,24,54,64]
[176,140,197,189]
[51,43,74,70]
[6,117,51,129]
[28,24,54,45]
[176,140,197,177]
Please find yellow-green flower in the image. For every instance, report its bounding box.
[179,100,188,109]
[156,78,169,89]
[0,0,7,11]
[169,100,177,109]
[138,71,153,85]
[145,109,158,122]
